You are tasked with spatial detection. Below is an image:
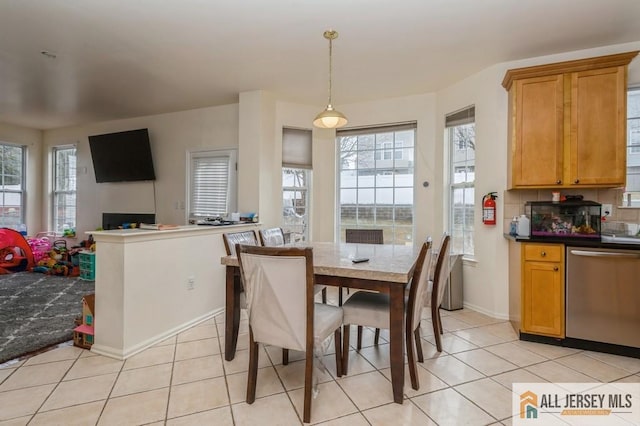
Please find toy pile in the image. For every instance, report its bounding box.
[32,240,78,276]
[31,236,95,276]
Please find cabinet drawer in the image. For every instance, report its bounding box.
[523,244,563,262]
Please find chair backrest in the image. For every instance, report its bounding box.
[427,232,448,282]
[345,229,384,244]
[223,230,258,255]
[259,227,285,247]
[406,240,433,333]
[431,235,452,311]
[236,245,314,352]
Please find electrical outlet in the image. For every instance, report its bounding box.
[187,276,195,290]
[602,204,613,217]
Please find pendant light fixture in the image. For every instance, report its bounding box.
[313,30,348,129]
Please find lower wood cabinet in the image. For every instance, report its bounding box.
[521,243,565,337]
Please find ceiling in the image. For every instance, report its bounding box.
[2,0,640,130]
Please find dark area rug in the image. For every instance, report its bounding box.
[0,272,95,364]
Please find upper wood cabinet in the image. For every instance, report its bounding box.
[503,51,638,189]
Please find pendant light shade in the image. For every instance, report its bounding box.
[314,30,347,129]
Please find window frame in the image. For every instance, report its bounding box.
[336,122,416,245]
[186,148,237,220]
[52,145,77,234]
[282,167,311,242]
[622,87,640,207]
[446,106,476,258]
[0,143,26,229]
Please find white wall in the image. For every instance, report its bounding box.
[11,39,640,321]
[42,104,239,235]
[435,40,640,318]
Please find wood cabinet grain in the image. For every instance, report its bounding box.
[504,51,637,189]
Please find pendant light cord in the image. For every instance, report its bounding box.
[327,34,333,106]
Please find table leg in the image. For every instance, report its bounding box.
[224,266,241,361]
[389,284,405,403]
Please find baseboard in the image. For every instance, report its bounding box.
[91,307,224,360]
[462,301,509,320]
[520,333,640,359]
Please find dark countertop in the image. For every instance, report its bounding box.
[503,233,640,250]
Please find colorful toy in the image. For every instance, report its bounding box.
[0,228,35,273]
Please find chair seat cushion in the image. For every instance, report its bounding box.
[342,291,393,329]
[314,303,343,344]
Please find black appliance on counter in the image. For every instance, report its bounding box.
[525,200,601,240]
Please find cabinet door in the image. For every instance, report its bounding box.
[521,260,564,337]
[569,66,627,186]
[512,75,564,187]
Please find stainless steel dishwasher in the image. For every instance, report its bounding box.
[566,246,640,348]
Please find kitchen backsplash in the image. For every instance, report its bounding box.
[502,188,640,235]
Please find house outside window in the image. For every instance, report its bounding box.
[0,143,25,229]
[337,123,416,245]
[187,149,237,220]
[623,88,640,207]
[447,106,475,257]
[52,146,77,233]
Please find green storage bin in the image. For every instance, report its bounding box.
[79,251,96,281]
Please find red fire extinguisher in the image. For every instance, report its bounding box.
[482,192,498,225]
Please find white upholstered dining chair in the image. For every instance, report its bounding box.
[259,227,327,306]
[236,245,343,423]
[341,238,436,390]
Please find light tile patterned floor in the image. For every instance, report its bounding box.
[1,288,639,425]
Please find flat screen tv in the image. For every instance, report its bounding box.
[88,128,156,183]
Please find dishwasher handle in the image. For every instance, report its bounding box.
[569,249,640,259]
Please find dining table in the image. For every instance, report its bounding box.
[220,241,421,404]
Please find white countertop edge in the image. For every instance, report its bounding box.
[88,222,260,241]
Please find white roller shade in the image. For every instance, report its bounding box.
[283,128,312,169]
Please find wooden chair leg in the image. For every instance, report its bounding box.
[374,328,380,345]
[334,328,342,377]
[246,329,259,404]
[356,326,363,350]
[303,345,314,423]
[414,326,424,363]
[322,287,327,304]
[282,348,289,365]
[437,308,444,334]
[338,287,343,306]
[406,325,419,391]
[431,304,443,352]
[342,324,350,375]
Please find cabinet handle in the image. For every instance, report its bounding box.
[574,179,580,184]
[556,180,562,184]
[553,266,558,271]
[540,251,546,257]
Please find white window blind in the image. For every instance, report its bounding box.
[282,128,312,169]
[445,105,475,128]
[188,150,236,218]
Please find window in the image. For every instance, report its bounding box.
[623,88,640,207]
[337,123,416,244]
[283,168,310,242]
[0,143,25,229]
[52,146,77,233]
[375,142,403,161]
[282,128,312,242]
[187,149,237,219]
[447,106,475,257]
